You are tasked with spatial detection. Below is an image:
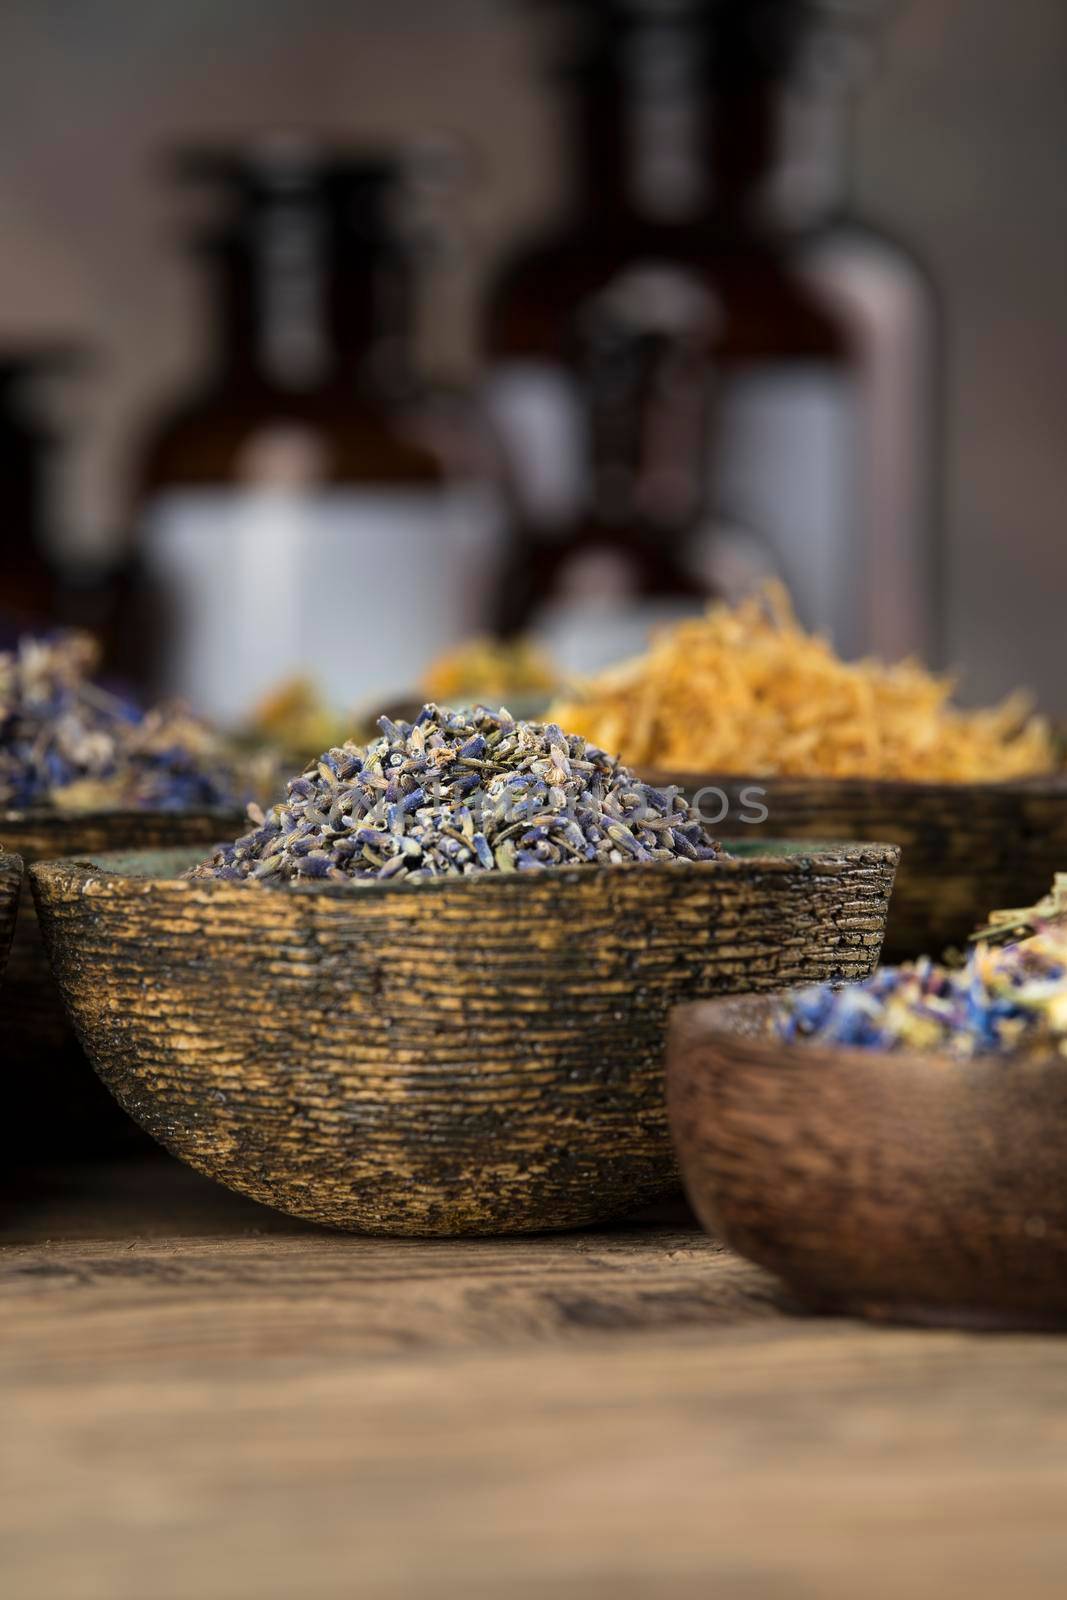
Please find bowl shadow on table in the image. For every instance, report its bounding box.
[0,807,246,1164]
[642,768,1067,962]
[30,837,898,1238]
[0,1150,708,1247]
[666,992,1067,1331]
[0,1147,324,1245]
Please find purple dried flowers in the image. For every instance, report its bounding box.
[189,703,726,887]
[0,633,245,812]
[779,924,1067,1058]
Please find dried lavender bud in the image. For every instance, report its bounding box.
[189,704,727,887]
[0,634,245,812]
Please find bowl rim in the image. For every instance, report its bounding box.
[668,990,1067,1079]
[639,766,1067,799]
[1,804,247,828]
[29,836,901,906]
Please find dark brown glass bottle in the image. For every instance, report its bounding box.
[0,350,83,642]
[484,0,938,671]
[134,140,500,723]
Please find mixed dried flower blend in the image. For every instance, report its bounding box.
[550,585,1054,782]
[780,922,1067,1058]
[189,703,725,886]
[0,634,244,812]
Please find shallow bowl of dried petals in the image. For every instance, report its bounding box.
[666,988,1067,1329]
[30,705,898,1233]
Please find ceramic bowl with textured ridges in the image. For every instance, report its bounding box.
[641,769,1067,961]
[32,839,898,1235]
[0,850,22,984]
[2,808,244,1159]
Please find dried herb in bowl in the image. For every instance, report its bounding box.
[780,924,1067,1058]
[0,633,246,812]
[549,584,1055,781]
[189,703,726,886]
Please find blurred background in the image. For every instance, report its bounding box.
[0,0,1064,724]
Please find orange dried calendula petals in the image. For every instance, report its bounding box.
[548,586,1055,781]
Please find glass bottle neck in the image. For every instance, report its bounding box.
[565,40,851,234]
[206,216,412,395]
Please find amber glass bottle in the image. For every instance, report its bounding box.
[134,141,499,724]
[0,351,82,641]
[484,0,937,671]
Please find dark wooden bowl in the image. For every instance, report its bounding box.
[641,769,1067,961]
[0,851,22,984]
[0,807,245,1159]
[666,993,1067,1329]
[31,838,898,1236]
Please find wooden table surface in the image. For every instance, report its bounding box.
[3,1156,1067,1600]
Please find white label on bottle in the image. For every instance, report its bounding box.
[142,485,502,726]
[536,576,704,678]
[698,364,861,654]
[483,363,589,531]
[800,234,936,661]
[485,357,862,665]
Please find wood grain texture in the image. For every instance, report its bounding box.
[644,768,1067,960]
[3,1161,1067,1600]
[31,840,898,1235]
[0,809,242,1159]
[0,1161,785,1368]
[0,850,21,984]
[666,993,1067,1327]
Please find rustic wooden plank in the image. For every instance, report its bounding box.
[3,1159,1067,1600]
[4,1320,1067,1600]
[0,1160,787,1371]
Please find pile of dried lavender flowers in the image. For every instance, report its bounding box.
[190,704,726,886]
[0,633,245,812]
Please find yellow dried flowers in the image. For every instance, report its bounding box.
[548,586,1054,781]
